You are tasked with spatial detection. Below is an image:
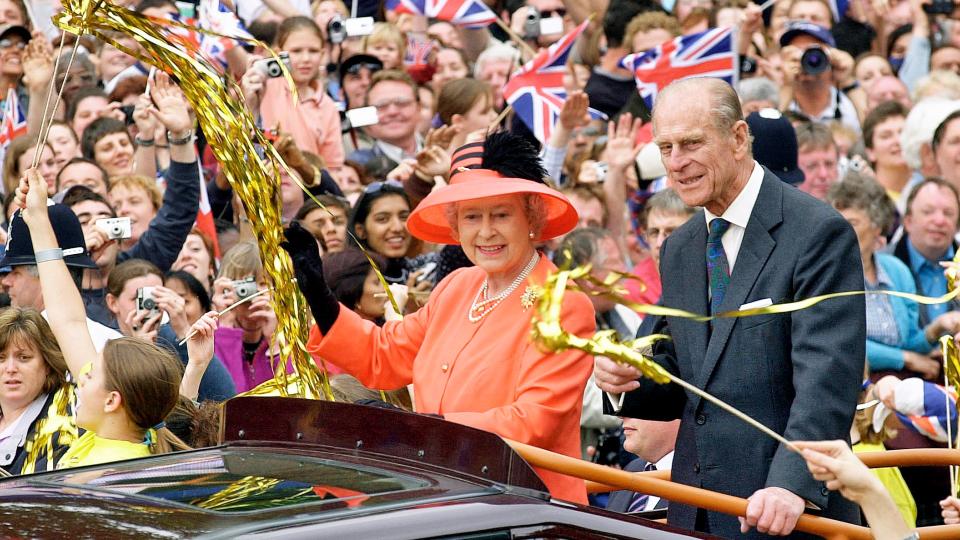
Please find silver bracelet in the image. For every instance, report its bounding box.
[167,129,195,146]
[34,248,64,263]
[901,533,919,540]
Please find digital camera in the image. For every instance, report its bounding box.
[232,277,258,300]
[96,217,132,241]
[137,287,159,314]
[254,52,291,78]
[800,46,830,75]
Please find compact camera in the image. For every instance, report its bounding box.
[137,286,159,314]
[232,277,258,300]
[523,8,563,39]
[922,0,954,14]
[800,46,830,75]
[95,217,132,241]
[327,16,374,44]
[254,52,291,78]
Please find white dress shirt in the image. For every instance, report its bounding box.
[703,161,765,274]
[642,451,675,511]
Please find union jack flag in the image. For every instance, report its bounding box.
[386,0,497,28]
[619,26,736,110]
[198,0,252,68]
[502,20,605,143]
[0,89,27,150]
[405,37,434,67]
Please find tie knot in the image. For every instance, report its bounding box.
[644,462,657,472]
[708,218,730,240]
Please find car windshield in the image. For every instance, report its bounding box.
[38,449,432,514]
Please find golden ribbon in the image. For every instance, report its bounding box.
[52,4,331,399]
[20,384,79,475]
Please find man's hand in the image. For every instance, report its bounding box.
[414,146,451,180]
[423,125,460,151]
[739,486,805,536]
[22,31,54,93]
[594,355,641,394]
[148,72,192,133]
[941,496,960,524]
[780,45,802,87]
[559,91,590,132]
[603,112,643,174]
[829,47,856,89]
[903,351,940,380]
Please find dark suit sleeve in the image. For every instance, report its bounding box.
[608,314,687,421]
[765,213,865,506]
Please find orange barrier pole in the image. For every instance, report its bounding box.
[506,439,871,540]
[858,448,960,468]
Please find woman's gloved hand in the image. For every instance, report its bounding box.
[281,222,340,333]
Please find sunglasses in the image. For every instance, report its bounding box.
[363,179,403,195]
[346,62,382,76]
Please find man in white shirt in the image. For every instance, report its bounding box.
[605,418,679,513]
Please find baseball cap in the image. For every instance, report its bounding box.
[338,54,383,85]
[779,20,835,48]
[746,109,805,186]
[0,24,30,44]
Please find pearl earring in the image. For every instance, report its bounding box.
[529,231,535,239]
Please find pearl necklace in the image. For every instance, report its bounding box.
[468,252,540,323]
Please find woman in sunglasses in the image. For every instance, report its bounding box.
[283,132,594,504]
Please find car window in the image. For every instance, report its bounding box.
[41,449,431,513]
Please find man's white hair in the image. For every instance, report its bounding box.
[473,42,520,78]
[901,97,960,170]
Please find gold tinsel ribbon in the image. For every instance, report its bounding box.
[53,3,330,399]
[19,384,78,474]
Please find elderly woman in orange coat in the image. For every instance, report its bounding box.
[282,133,595,503]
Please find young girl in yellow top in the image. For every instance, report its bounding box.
[15,163,218,469]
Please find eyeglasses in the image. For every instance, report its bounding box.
[345,62,382,76]
[370,97,416,112]
[363,179,403,195]
[0,39,26,50]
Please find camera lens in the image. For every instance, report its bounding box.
[800,47,829,75]
[110,225,122,236]
[143,298,156,310]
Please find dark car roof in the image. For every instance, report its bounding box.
[0,398,712,539]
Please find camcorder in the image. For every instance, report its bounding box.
[96,217,132,241]
[523,9,564,39]
[327,16,375,44]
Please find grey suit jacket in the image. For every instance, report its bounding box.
[614,169,865,538]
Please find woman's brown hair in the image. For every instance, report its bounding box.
[3,138,54,195]
[0,307,68,395]
[106,259,164,298]
[102,337,190,454]
[274,16,323,49]
[436,78,492,126]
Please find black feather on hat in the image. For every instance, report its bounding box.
[449,131,547,184]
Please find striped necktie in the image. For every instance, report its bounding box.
[707,218,732,314]
[626,462,658,512]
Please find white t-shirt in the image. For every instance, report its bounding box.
[237,0,311,25]
[41,311,122,353]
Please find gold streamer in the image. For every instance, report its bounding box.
[941,336,959,497]
[52,4,331,399]
[20,384,79,474]
[531,266,798,452]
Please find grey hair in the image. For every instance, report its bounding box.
[473,43,520,78]
[901,97,960,170]
[444,194,548,239]
[553,227,614,268]
[795,121,837,153]
[655,78,745,135]
[738,77,779,108]
[913,69,960,102]
[826,170,896,232]
[644,188,694,219]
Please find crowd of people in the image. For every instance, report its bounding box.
[1,0,960,535]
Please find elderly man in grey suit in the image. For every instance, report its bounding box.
[596,78,865,537]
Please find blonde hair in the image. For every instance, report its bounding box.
[109,174,163,210]
[364,22,406,63]
[624,12,680,51]
[218,241,264,282]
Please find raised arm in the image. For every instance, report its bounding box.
[14,170,96,378]
[181,311,219,400]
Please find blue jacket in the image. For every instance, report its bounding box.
[867,253,933,371]
[117,160,200,271]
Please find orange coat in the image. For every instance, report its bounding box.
[307,256,596,503]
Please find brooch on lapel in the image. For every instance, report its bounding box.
[520,285,542,311]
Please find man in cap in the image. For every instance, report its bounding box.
[1,203,121,351]
[745,108,805,186]
[779,20,861,134]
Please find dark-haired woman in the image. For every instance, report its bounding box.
[347,181,436,305]
[323,250,390,324]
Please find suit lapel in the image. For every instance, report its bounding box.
[695,172,782,390]
[674,217,710,374]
